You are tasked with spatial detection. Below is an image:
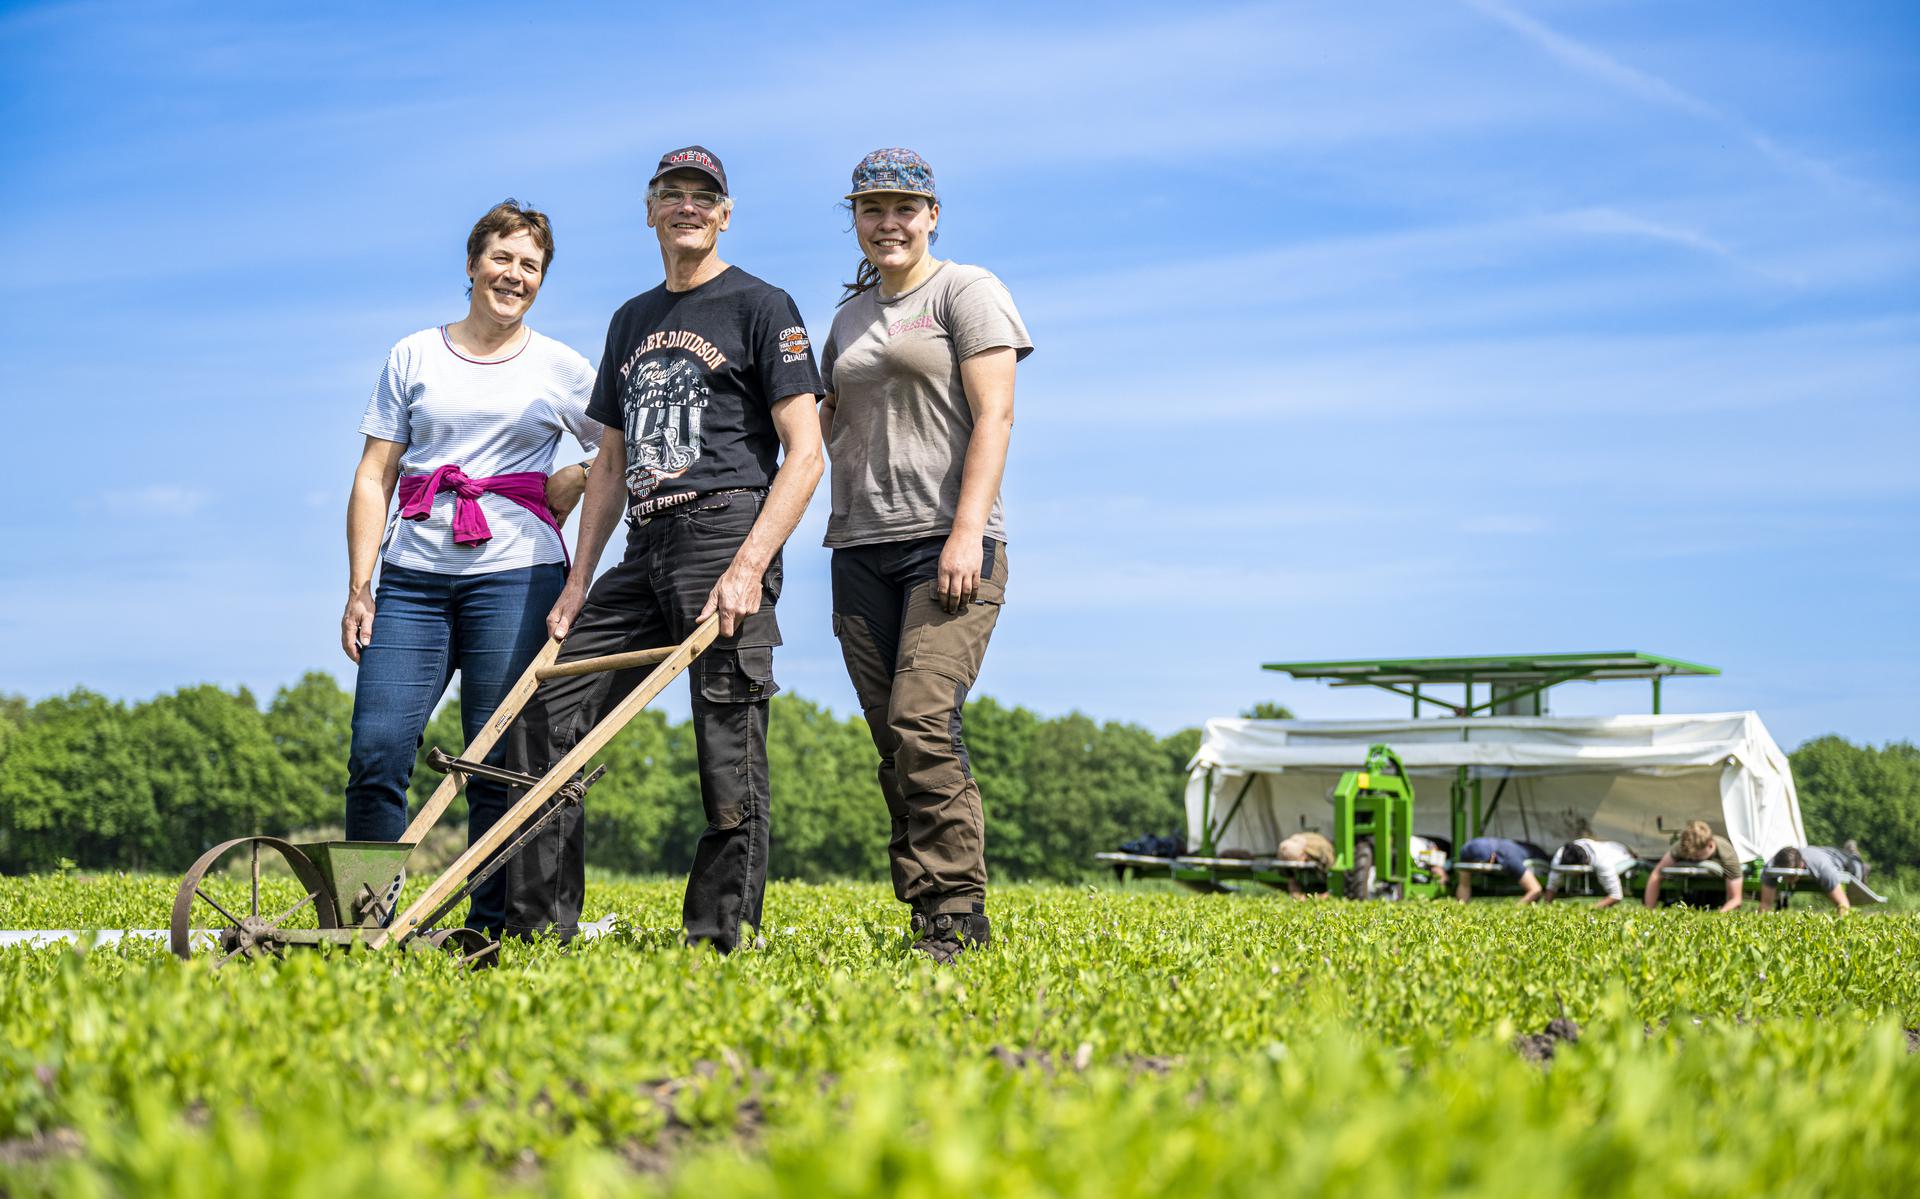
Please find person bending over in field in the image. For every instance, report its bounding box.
[1453,836,1544,902]
[1275,831,1334,899]
[1759,843,1869,913]
[1410,834,1450,888]
[1527,838,1634,909]
[1641,819,1744,912]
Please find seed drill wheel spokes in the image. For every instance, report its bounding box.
[170,836,339,966]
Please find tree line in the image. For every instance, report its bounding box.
[0,676,1197,880]
[1,679,1913,883]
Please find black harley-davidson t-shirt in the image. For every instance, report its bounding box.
[586,266,822,515]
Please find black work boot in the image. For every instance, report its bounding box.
[911,910,991,964]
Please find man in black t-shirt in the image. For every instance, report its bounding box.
[504,146,824,951]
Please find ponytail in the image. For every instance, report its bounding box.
[838,258,882,305]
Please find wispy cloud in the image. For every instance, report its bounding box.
[1461,0,1889,204]
[1545,206,1780,278]
[1019,205,1801,330]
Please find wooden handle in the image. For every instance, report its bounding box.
[535,644,675,681]
[373,614,721,949]
[400,637,563,846]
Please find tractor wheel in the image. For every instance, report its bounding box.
[1344,839,1376,901]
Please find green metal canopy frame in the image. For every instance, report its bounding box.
[1260,651,1719,718]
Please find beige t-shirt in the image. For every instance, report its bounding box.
[1277,832,1335,870]
[1672,832,1743,877]
[820,261,1033,548]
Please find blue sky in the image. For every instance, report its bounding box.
[2,0,1915,748]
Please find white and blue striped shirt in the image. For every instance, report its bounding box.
[360,326,601,575]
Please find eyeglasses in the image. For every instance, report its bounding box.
[650,187,723,210]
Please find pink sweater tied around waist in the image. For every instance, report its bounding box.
[396,464,569,568]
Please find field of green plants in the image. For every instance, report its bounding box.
[3,875,1916,1197]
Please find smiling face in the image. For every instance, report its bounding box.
[466,228,545,326]
[854,192,938,275]
[647,168,730,258]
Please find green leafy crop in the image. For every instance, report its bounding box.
[1,877,1915,1197]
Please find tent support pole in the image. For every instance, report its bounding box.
[1198,768,1216,855]
[1208,774,1259,851]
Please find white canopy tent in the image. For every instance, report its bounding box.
[1184,712,1804,864]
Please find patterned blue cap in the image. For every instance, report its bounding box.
[845,148,937,200]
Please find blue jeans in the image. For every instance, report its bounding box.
[343,562,564,936]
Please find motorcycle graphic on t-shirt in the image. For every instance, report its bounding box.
[623,356,711,497]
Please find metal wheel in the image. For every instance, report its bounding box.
[170,837,339,965]
[1343,839,1376,901]
[424,926,500,970]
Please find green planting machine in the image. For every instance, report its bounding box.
[1325,744,1447,901]
[1102,651,1812,905]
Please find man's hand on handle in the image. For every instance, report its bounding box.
[547,579,588,641]
[699,564,765,638]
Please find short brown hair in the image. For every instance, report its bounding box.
[1676,819,1715,860]
[1770,846,1805,871]
[466,199,554,290]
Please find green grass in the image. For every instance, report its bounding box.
[2,876,1916,1197]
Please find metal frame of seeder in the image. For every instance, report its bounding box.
[167,615,720,968]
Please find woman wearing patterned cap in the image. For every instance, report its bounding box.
[340,199,600,938]
[818,148,1033,962]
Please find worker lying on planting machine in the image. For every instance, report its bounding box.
[1409,834,1450,887]
[1642,819,1744,911]
[1526,838,1635,909]
[1453,836,1545,902]
[1275,831,1334,899]
[1760,843,1870,913]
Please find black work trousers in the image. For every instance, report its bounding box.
[504,489,780,951]
[830,536,1004,918]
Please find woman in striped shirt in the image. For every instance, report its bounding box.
[340,200,600,938]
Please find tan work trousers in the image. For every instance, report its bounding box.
[830,536,1005,917]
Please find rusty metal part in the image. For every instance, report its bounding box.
[425,926,500,970]
[381,614,719,951]
[169,836,340,965]
[425,746,546,791]
[409,765,606,939]
[402,638,562,848]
